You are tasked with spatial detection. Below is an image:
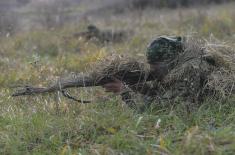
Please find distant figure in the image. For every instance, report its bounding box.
[74,24,129,43]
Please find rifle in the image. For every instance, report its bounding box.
[12,59,156,102]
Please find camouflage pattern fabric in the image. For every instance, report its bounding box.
[146,36,183,63]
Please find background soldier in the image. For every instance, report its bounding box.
[73,25,128,43]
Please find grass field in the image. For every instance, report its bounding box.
[0,2,235,155]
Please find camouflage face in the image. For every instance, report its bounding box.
[146,36,183,64]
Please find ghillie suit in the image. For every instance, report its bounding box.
[12,37,235,110]
[120,37,235,109]
[73,25,129,43]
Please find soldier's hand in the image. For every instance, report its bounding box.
[102,78,124,94]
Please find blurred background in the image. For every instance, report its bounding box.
[0,0,234,36]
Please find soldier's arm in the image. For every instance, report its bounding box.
[102,78,160,109]
[119,86,137,110]
[119,81,160,109]
[102,79,137,109]
[129,81,159,96]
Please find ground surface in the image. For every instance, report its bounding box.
[0,2,235,155]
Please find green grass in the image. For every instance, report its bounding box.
[1,96,235,154]
[0,3,235,155]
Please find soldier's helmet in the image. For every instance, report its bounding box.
[146,36,183,64]
[87,25,99,34]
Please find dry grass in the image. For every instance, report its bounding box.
[0,2,235,155]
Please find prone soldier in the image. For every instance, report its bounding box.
[73,25,128,43]
[102,36,228,110]
[12,36,234,110]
